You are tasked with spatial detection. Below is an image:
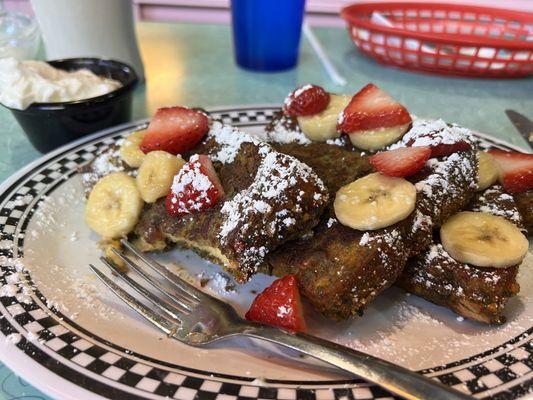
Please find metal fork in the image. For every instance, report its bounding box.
[89,239,472,400]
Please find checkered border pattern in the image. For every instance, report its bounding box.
[0,107,531,400]
[216,108,277,127]
[433,344,533,396]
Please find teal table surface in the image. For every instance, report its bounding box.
[0,20,532,400]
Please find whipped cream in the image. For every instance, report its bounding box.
[0,57,122,110]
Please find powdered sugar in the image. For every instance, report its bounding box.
[218,145,327,273]
[337,110,345,126]
[415,151,477,215]
[31,185,82,236]
[5,272,20,285]
[220,151,325,241]
[0,252,26,297]
[426,243,442,263]
[5,333,22,344]
[293,84,313,98]
[0,283,19,297]
[325,137,346,146]
[0,245,28,301]
[399,118,474,149]
[282,217,296,227]
[326,218,337,228]
[0,240,14,250]
[411,210,432,235]
[472,186,522,225]
[14,194,33,207]
[264,116,311,145]
[81,144,136,192]
[27,330,40,342]
[383,118,478,218]
[418,243,505,294]
[0,223,123,323]
[283,84,313,108]
[91,148,124,176]
[475,204,521,224]
[356,228,404,281]
[208,121,260,164]
[169,154,220,214]
[198,271,236,295]
[0,124,531,383]
[381,229,402,248]
[252,200,270,214]
[359,232,370,246]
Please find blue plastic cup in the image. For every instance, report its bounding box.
[231,0,306,72]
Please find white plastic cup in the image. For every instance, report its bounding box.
[30,0,145,81]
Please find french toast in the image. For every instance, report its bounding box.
[265,112,529,323]
[132,122,329,281]
[397,185,524,324]
[81,114,487,320]
[81,85,531,328]
[264,116,478,319]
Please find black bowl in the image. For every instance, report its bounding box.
[4,58,138,153]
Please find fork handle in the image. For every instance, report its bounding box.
[241,327,472,400]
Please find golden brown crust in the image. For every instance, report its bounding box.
[397,185,524,324]
[266,210,410,319]
[266,137,477,319]
[514,190,533,235]
[397,243,520,324]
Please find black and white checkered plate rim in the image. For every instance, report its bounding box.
[0,105,531,400]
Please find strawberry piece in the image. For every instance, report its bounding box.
[165,155,224,217]
[140,106,209,155]
[283,84,330,117]
[369,146,431,177]
[245,275,307,333]
[488,150,533,193]
[337,83,412,133]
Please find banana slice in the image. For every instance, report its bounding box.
[85,172,144,239]
[441,211,528,268]
[348,123,410,151]
[477,151,499,191]
[119,130,146,167]
[137,151,185,203]
[297,94,351,141]
[334,172,416,230]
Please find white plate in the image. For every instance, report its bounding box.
[0,105,531,400]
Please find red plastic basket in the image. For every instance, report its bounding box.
[340,3,533,78]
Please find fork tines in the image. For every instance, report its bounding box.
[89,239,207,335]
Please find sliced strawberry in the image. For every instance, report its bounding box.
[140,106,209,155]
[245,275,307,333]
[283,84,330,117]
[369,146,431,177]
[487,150,533,193]
[337,83,412,134]
[165,154,225,217]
